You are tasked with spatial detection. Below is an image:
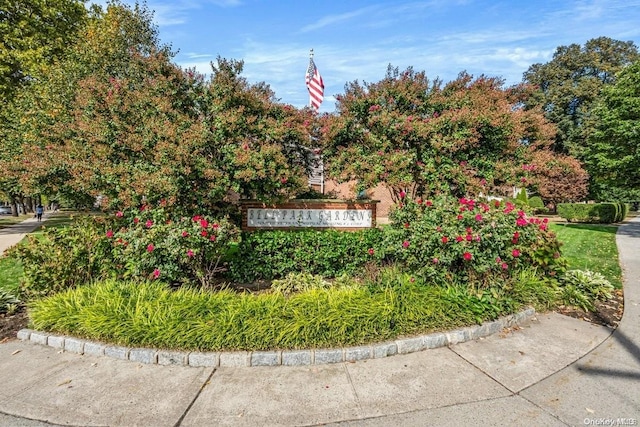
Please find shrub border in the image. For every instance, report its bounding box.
[17,307,535,368]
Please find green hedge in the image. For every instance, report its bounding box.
[557,203,628,224]
[228,228,384,282]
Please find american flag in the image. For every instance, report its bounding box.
[305,55,324,111]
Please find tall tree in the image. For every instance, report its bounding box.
[0,0,87,101]
[523,37,639,156]
[583,60,640,194]
[321,66,555,201]
[1,1,170,207]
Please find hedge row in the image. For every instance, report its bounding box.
[228,228,384,283]
[557,202,629,224]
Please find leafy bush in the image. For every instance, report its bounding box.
[7,216,115,299]
[271,272,359,295]
[383,196,565,286]
[8,205,238,298]
[229,228,384,282]
[612,202,629,222]
[560,269,614,311]
[557,203,618,223]
[528,196,547,214]
[107,206,238,286]
[0,288,20,314]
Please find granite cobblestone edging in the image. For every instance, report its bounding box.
[16,307,535,368]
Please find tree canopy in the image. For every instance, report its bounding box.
[320,66,556,201]
[523,37,639,156]
[583,60,640,193]
[0,0,87,101]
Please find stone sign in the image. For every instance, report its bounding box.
[240,200,378,231]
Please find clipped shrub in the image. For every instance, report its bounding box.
[611,202,629,222]
[557,203,617,223]
[383,196,565,286]
[528,196,547,214]
[515,188,529,206]
[229,228,384,282]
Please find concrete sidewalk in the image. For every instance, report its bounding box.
[0,217,639,426]
[0,214,49,254]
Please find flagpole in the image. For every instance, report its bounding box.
[309,49,314,109]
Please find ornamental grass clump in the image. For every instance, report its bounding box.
[383,196,566,286]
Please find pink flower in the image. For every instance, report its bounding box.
[441,236,448,244]
[475,214,483,222]
[210,235,216,241]
[425,200,433,207]
[106,230,114,238]
[402,240,410,248]
[145,219,153,228]
[152,268,160,279]
[504,202,515,214]
[539,224,548,231]
[133,218,139,224]
[516,218,527,227]
[501,262,509,270]
[192,215,201,222]
[457,214,464,220]
[432,258,439,264]
[200,219,209,228]
[480,178,487,186]
[496,257,502,263]
[466,234,473,241]
[280,177,288,184]
[201,230,208,237]
[399,190,406,199]
[463,252,472,261]
[182,231,189,237]
[147,244,154,253]
[404,222,410,228]
[410,277,416,283]
[187,249,194,257]
[368,248,375,256]
[456,236,464,243]
[512,249,521,258]
[212,223,219,229]
[115,211,124,218]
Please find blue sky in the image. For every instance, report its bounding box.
[101,0,640,112]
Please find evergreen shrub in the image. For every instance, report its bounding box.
[557,203,618,223]
[228,228,384,282]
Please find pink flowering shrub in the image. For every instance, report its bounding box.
[383,196,565,286]
[108,205,238,286]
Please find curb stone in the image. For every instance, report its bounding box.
[16,307,536,368]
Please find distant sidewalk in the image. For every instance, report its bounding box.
[0,214,48,255]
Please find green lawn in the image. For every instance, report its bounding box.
[551,223,623,288]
